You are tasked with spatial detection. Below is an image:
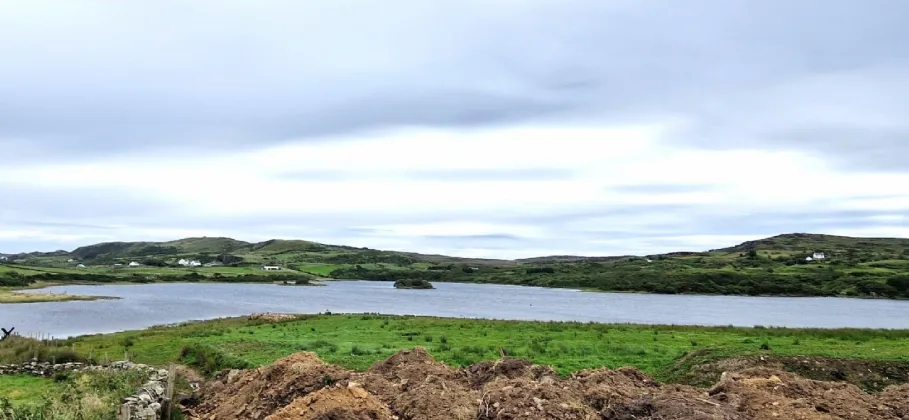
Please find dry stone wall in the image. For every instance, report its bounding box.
[0,359,171,420]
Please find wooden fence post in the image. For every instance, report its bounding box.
[164,364,176,420]
[118,404,131,420]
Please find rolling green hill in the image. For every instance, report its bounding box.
[3,233,909,299]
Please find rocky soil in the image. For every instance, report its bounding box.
[183,348,909,420]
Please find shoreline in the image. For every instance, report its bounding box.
[18,279,909,303]
[1,281,120,304]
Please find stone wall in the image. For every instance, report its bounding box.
[0,359,171,420]
[118,362,171,420]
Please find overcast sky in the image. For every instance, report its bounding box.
[2,0,908,258]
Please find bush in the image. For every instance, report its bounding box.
[0,336,85,365]
[179,343,253,376]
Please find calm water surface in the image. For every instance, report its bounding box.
[4,281,909,337]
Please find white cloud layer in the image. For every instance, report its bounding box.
[1,0,908,258]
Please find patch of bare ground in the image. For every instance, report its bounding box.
[184,348,909,420]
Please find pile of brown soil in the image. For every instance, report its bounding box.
[466,358,557,389]
[265,383,395,420]
[186,352,350,420]
[185,347,909,420]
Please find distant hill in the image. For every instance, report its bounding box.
[6,232,909,299]
[70,237,251,260]
[713,233,909,260]
[17,232,909,264]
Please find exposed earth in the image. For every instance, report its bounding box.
[182,347,909,420]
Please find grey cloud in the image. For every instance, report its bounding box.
[1,0,906,169]
[0,184,183,226]
[570,207,909,246]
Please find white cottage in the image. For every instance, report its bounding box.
[128,261,141,267]
[812,252,826,260]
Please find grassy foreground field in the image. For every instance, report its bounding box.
[0,375,59,406]
[68,314,909,383]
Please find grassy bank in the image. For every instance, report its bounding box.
[66,314,909,381]
[0,282,109,304]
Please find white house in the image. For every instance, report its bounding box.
[128,261,141,267]
[262,265,282,271]
[76,264,86,268]
[805,256,813,262]
[812,252,826,260]
[178,259,202,267]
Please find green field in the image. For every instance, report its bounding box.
[67,315,909,381]
[0,375,59,406]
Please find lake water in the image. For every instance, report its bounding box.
[3,281,909,338]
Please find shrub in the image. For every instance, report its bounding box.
[179,343,253,376]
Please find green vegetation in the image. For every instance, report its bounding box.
[0,369,152,419]
[0,375,59,406]
[0,281,103,303]
[393,278,434,289]
[4,233,909,299]
[0,336,84,365]
[0,338,149,418]
[64,315,909,381]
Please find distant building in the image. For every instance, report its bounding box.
[128,261,141,267]
[805,256,813,262]
[67,259,76,263]
[178,259,202,267]
[76,264,86,268]
[812,252,826,260]
[262,265,282,271]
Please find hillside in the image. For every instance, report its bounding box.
[715,233,909,260]
[3,232,909,299]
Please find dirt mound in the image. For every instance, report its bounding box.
[478,378,599,419]
[187,352,351,420]
[265,383,394,420]
[684,353,909,392]
[600,392,745,420]
[466,358,557,389]
[186,349,909,420]
[709,368,903,420]
[385,374,479,420]
[366,346,457,383]
[879,384,909,417]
